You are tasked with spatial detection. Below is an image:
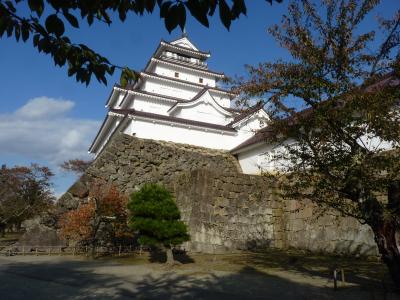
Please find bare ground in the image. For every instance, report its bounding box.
[0,249,399,300]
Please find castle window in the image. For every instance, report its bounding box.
[175,72,179,78]
[199,78,204,83]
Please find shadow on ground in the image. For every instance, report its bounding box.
[0,254,398,300]
[148,249,195,264]
[239,249,392,288]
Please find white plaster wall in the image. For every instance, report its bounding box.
[132,97,172,115]
[125,119,240,150]
[358,135,393,151]
[236,140,295,174]
[238,133,397,175]
[154,64,215,87]
[143,80,199,100]
[237,144,271,174]
[212,94,231,108]
[235,115,268,137]
[173,102,231,125]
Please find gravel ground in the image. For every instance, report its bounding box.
[0,253,398,300]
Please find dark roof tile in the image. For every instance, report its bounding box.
[110,108,236,132]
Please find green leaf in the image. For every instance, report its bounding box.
[208,0,217,16]
[21,22,29,42]
[28,0,44,17]
[135,0,146,14]
[64,12,79,28]
[14,24,20,42]
[6,23,13,38]
[219,0,231,30]
[160,1,172,18]
[176,2,186,31]
[87,14,94,25]
[144,0,156,13]
[185,0,209,28]
[232,0,247,19]
[45,14,65,37]
[5,1,16,13]
[118,4,127,21]
[120,72,128,88]
[164,4,179,33]
[33,34,40,47]
[0,18,8,38]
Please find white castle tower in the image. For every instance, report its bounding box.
[89,35,269,173]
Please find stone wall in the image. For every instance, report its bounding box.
[58,133,241,211]
[172,169,377,255]
[58,133,377,256]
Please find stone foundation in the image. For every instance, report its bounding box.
[58,133,377,256]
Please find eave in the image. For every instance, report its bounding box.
[110,108,236,134]
[230,127,275,154]
[230,141,266,155]
[114,86,187,105]
[140,72,237,98]
[229,106,270,128]
[105,85,128,107]
[88,114,119,153]
[159,40,210,58]
[92,115,130,157]
[147,57,225,78]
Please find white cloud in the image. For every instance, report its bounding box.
[15,97,75,119]
[0,97,100,165]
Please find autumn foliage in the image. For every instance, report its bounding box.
[60,159,92,176]
[0,164,54,233]
[58,180,131,246]
[58,201,94,242]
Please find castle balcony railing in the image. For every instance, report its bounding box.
[161,52,208,69]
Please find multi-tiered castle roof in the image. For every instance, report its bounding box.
[89,35,269,173]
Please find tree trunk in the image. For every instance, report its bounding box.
[372,220,400,289]
[90,241,96,259]
[165,247,174,264]
[0,224,5,238]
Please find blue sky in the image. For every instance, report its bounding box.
[0,1,398,196]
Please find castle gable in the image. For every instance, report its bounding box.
[168,89,233,125]
[170,36,199,51]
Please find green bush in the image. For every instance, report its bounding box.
[128,184,190,251]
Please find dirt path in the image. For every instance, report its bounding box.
[0,253,398,299]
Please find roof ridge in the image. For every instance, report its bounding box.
[109,108,236,133]
[160,39,210,56]
[115,86,189,103]
[140,71,237,96]
[151,57,225,77]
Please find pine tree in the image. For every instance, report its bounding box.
[128,184,190,264]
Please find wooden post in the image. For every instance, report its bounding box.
[73,246,75,256]
[341,268,345,285]
[139,245,142,256]
[118,245,122,256]
[22,246,25,256]
[35,247,38,256]
[333,269,338,290]
[48,247,51,256]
